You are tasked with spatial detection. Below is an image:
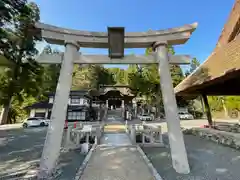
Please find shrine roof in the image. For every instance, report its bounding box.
[99,87,134,97]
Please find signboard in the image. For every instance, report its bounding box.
[108,27,125,59]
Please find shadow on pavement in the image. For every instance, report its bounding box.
[142,133,240,180]
[0,128,46,179]
[0,127,85,180]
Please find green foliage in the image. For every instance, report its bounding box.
[0,1,41,124]
[126,45,186,110]
[0,0,27,26]
[208,96,240,116]
[87,65,116,89]
[10,95,38,123]
[170,65,184,87]
[225,96,240,110]
[71,65,116,90]
[108,68,128,85]
[0,0,27,50]
[41,45,61,93]
[185,57,200,76]
[190,58,200,73]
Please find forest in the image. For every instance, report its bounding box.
[1,0,239,124]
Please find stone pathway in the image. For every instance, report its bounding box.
[79,145,156,180]
[78,110,157,180]
[101,133,132,146]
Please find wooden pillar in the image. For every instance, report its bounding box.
[202,94,212,126]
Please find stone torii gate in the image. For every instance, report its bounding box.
[34,22,197,178]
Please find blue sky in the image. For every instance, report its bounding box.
[33,0,235,70]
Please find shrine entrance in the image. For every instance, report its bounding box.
[98,85,135,110]
[108,99,121,108]
[34,21,198,178]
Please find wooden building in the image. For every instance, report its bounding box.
[25,90,94,121]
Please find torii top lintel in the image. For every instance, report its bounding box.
[35,22,198,48]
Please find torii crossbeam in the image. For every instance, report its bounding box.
[36,52,191,64]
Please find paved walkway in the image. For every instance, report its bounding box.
[101,133,132,146]
[79,110,156,180]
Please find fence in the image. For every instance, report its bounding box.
[127,123,164,147]
[62,122,104,152]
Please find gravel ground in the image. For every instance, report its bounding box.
[142,134,240,180]
[0,127,85,180]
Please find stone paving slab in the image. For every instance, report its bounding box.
[100,133,132,146]
[79,146,156,180]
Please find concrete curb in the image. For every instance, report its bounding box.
[74,144,97,180]
[136,145,163,180]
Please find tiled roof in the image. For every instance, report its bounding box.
[100,87,134,96]
[25,102,90,110]
[25,101,52,109]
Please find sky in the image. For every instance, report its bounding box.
[32,0,235,70]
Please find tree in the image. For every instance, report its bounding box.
[0,0,27,26]
[108,67,128,85]
[72,65,92,90]
[87,65,116,89]
[41,45,61,93]
[170,65,184,87]
[127,64,149,96]
[190,58,200,73]
[225,96,240,117]
[0,0,27,50]
[0,2,41,124]
[128,45,191,115]
[185,57,200,76]
[72,65,116,90]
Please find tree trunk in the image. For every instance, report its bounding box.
[1,62,18,125]
[0,99,12,125]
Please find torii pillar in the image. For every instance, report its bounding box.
[37,41,79,179]
[154,42,190,174]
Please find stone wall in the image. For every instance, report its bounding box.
[183,127,240,150]
[214,123,240,133]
